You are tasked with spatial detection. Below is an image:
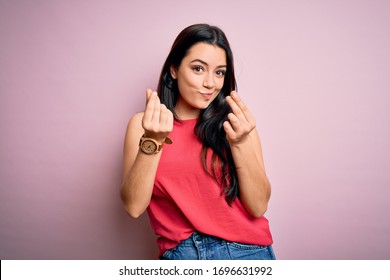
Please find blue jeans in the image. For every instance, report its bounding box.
[160,232,276,260]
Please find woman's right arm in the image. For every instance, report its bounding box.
[120,90,173,218]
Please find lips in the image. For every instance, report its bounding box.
[199,92,213,100]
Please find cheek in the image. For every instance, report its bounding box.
[178,73,202,90]
[216,77,225,89]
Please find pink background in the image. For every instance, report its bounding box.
[1,0,389,259]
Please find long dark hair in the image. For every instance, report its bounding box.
[157,23,238,205]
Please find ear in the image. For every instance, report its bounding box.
[170,65,177,79]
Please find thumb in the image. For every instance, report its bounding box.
[145,88,153,106]
[146,88,153,100]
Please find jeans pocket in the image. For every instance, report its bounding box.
[160,245,197,260]
[160,249,173,260]
[227,242,274,260]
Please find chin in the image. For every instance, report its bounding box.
[198,100,214,109]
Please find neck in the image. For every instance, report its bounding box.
[174,104,200,120]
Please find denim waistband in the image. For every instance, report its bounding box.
[161,232,276,260]
[179,232,227,247]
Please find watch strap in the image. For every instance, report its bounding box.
[139,135,172,154]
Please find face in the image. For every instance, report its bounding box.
[170,42,227,119]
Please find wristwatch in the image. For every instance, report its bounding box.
[139,135,172,155]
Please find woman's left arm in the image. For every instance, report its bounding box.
[224,91,271,218]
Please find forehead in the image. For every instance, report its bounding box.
[183,42,227,65]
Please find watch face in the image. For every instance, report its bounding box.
[141,139,158,154]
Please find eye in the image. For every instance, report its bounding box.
[192,66,204,73]
[216,70,226,77]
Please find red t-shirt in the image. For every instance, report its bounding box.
[147,118,273,256]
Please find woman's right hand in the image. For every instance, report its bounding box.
[142,89,173,143]
[120,89,173,218]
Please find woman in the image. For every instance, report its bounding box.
[121,23,275,260]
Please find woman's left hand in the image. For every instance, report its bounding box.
[223,91,256,145]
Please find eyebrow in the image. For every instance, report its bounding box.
[190,59,227,69]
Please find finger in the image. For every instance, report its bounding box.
[226,91,244,113]
[146,88,153,100]
[161,106,174,131]
[166,109,174,132]
[168,112,174,128]
[159,104,170,127]
[144,91,157,122]
[229,91,255,124]
[223,120,235,139]
[232,91,251,115]
[226,112,242,132]
[151,91,161,123]
[231,91,244,108]
[145,88,153,107]
[226,95,246,121]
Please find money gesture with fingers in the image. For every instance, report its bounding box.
[223,91,256,145]
[142,89,174,143]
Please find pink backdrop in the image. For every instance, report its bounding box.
[1,0,389,259]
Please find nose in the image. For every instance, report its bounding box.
[203,73,215,89]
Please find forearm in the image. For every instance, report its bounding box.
[120,90,173,218]
[230,133,271,218]
[121,151,162,218]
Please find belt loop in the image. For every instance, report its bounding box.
[192,232,202,244]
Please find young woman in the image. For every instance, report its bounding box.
[121,24,275,260]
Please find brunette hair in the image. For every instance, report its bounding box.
[157,23,238,205]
